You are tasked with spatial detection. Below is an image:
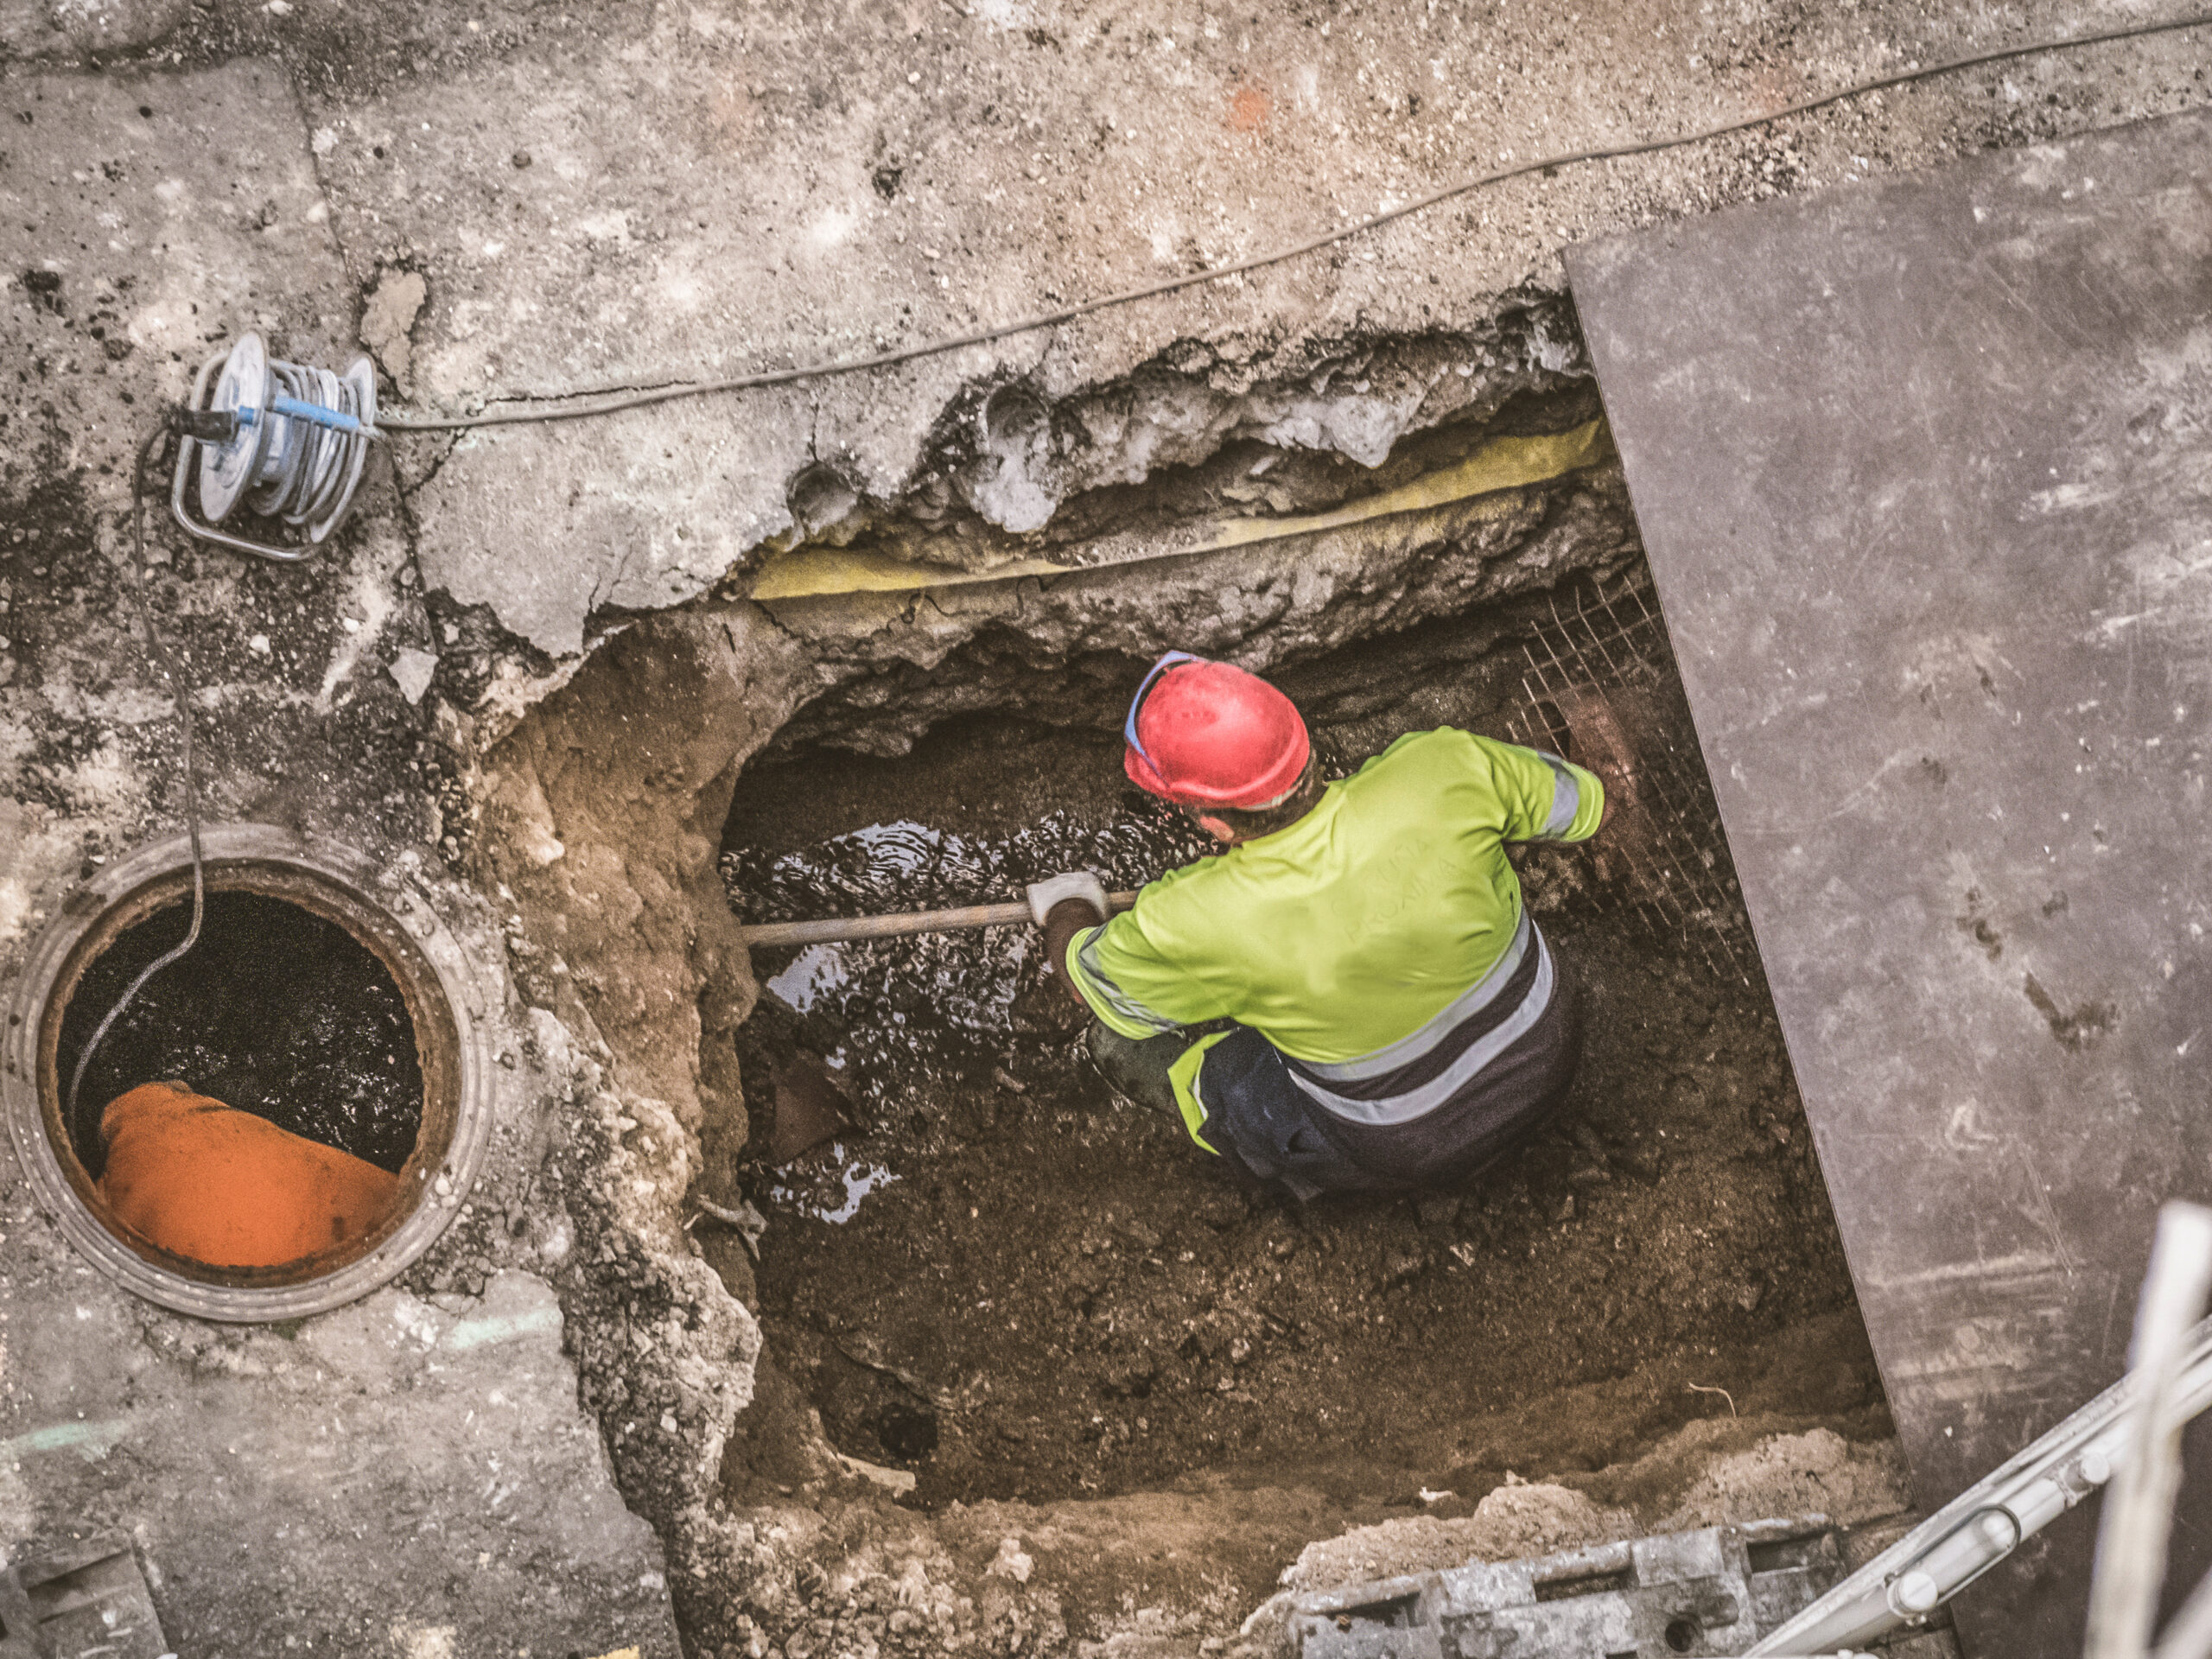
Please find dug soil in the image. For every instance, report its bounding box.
[716,595,1887,1530]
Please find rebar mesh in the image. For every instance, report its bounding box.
[1501,573,1756,986]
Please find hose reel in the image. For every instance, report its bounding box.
[169,332,380,563]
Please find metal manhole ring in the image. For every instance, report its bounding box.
[1,823,498,1322]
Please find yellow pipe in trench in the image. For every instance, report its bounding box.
[747,416,1613,601]
[738,420,1618,946]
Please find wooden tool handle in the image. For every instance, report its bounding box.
[736,892,1139,949]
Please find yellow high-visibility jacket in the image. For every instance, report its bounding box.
[1065,728,1602,1125]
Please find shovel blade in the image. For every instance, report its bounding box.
[767,1052,850,1166]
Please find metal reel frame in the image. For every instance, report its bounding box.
[168,342,378,563]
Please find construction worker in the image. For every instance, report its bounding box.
[1027,652,1607,1199]
[97,1080,399,1268]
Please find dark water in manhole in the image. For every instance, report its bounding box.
[58,890,424,1179]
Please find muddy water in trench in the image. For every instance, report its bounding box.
[721,659,1882,1513]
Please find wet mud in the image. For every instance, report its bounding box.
[58,889,424,1178]
[719,606,1886,1522]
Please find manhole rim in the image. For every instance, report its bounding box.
[2,823,497,1322]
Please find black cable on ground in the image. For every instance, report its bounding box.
[67,423,207,1152]
[376,8,2212,435]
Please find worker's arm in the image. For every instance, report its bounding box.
[1043,899,1103,1007]
[1467,732,1606,843]
[1028,868,1222,1033]
[1029,869,1234,1036]
[1027,873,1111,1010]
[1070,897,1233,1039]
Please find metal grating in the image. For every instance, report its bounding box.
[1501,573,1755,986]
[1282,1516,1847,1659]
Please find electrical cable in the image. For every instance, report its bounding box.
[374,9,2212,435]
[67,421,207,1154]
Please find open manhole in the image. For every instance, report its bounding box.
[2,824,496,1320]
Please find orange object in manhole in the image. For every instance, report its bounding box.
[3,824,497,1321]
[98,1081,403,1269]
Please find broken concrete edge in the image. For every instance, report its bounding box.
[739,1416,1917,1659]
[321,1,2212,673]
[404,297,1593,664]
[1239,1424,1917,1653]
[1266,1518,1850,1654]
[410,337,1598,767]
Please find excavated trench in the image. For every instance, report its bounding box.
[483,372,1905,1649]
[712,570,1890,1526]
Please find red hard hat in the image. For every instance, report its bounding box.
[1122,652,1310,809]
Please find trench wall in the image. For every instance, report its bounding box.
[480,364,1645,1649]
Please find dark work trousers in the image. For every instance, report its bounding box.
[1085,955,1582,1200]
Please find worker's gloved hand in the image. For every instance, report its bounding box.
[1024,873,1109,1020]
[1026,871,1109,928]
